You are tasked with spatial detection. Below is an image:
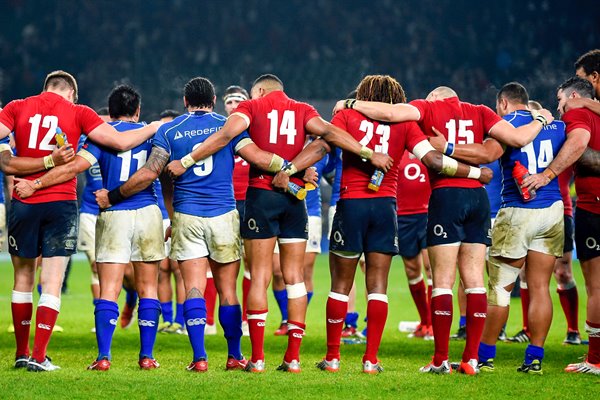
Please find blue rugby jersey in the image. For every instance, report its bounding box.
[152,111,249,218]
[483,159,502,218]
[305,154,329,217]
[77,135,102,215]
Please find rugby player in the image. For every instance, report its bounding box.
[334,85,552,375]
[318,75,492,374]
[165,74,392,373]
[0,71,159,372]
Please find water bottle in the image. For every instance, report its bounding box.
[287,182,307,200]
[512,161,536,202]
[367,169,384,192]
[55,127,68,147]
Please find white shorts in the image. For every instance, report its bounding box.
[306,216,322,253]
[490,201,564,259]
[0,203,6,250]
[96,204,165,263]
[170,209,241,264]
[78,212,97,262]
[163,218,171,257]
[328,205,336,239]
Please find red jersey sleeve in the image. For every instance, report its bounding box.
[478,105,502,133]
[76,105,104,134]
[408,100,428,123]
[302,103,320,126]
[0,100,19,131]
[404,121,429,151]
[231,99,254,126]
[563,109,592,134]
[331,110,348,131]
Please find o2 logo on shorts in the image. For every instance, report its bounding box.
[247,218,259,233]
[333,231,345,246]
[433,224,448,239]
[8,235,18,251]
[585,237,600,251]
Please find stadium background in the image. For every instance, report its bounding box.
[0,1,598,398]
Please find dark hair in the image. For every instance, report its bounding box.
[497,82,529,105]
[575,49,600,75]
[43,70,78,103]
[252,74,284,89]
[223,85,249,101]
[159,109,181,119]
[355,75,406,104]
[184,77,215,108]
[108,85,141,119]
[558,76,594,99]
[96,107,109,116]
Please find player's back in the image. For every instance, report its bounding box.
[154,111,241,218]
[332,109,426,199]
[233,90,320,190]
[0,92,103,203]
[84,121,155,211]
[499,111,564,209]
[232,155,250,201]
[410,97,501,190]
[396,150,430,215]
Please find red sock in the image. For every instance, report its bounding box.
[587,320,600,364]
[32,305,59,362]
[205,277,217,325]
[431,290,453,366]
[325,293,348,361]
[409,279,430,327]
[11,291,33,357]
[520,286,529,331]
[557,286,579,332]
[247,309,268,362]
[462,290,487,362]
[242,276,251,322]
[363,294,388,364]
[284,320,306,362]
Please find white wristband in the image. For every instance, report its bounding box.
[181,153,196,169]
[467,166,481,180]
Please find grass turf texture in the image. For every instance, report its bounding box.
[0,255,595,399]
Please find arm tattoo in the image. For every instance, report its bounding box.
[143,147,170,175]
[576,147,600,176]
[0,151,11,173]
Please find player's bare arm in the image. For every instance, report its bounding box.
[305,116,393,172]
[488,109,553,148]
[429,127,505,164]
[576,147,600,176]
[565,97,600,115]
[166,114,248,178]
[270,139,331,191]
[14,154,91,199]
[0,143,75,176]
[87,120,161,152]
[522,127,590,191]
[332,99,421,122]
[413,140,492,184]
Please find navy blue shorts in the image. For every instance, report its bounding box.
[397,212,427,258]
[564,214,574,254]
[241,187,308,240]
[427,187,491,246]
[329,197,398,255]
[8,199,78,258]
[575,207,600,262]
[236,200,246,225]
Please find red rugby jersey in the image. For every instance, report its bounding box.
[232,91,320,190]
[331,109,427,200]
[410,97,501,190]
[232,155,250,200]
[563,108,600,215]
[0,92,103,203]
[396,150,431,215]
[558,166,573,217]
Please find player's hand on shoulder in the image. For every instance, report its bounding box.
[370,152,394,172]
[530,108,554,125]
[14,177,36,199]
[521,172,550,191]
[272,171,290,191]
[148,120,163,132]
[332,100,345,116]
[429,126,447,152]
[52,143,75,166]
[94,188,112,209]
[166,160,186,179]
[303,167,319,188]
[478,167,493,184]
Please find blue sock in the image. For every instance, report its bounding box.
[175,303,185,326]
[345,312,359,328]
[524,344,544,364]
[125,287,138,307]
[138,298,161,359]
[184,298,207,361]
[93,298,100,307]
[37,283,42,295]
[307,291,314,304]
[161,301,173,324]
[219,305,243,360]
[478,342,496,363]
[273,289,288,322]
[95,300,119,360]
[459,315,467,328]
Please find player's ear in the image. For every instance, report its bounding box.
[183,96,188,109]
[591,71,600,85]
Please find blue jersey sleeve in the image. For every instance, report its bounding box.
[81,138,103,163]
[152,126,171,156]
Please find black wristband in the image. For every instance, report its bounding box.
[107,187,126,207]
